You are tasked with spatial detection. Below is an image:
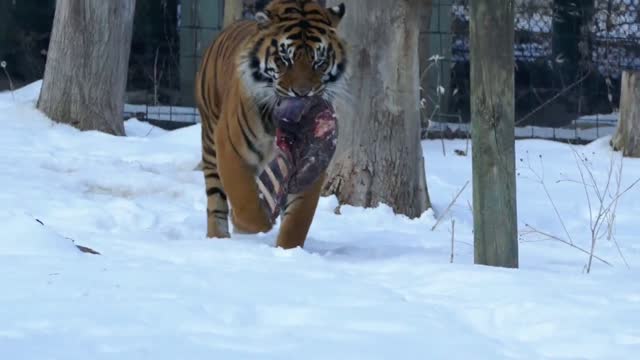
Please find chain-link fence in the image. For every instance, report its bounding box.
[424,0,640,143]
[123,0,261,129]
[2,0,639,143]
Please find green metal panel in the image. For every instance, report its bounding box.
[0,1,10,61]
[179,0,224,106]
[423,0,453,123]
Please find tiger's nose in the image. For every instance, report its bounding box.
[292,86,312,97]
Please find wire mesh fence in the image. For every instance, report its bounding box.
[424,0,640,143]
[124,0,259,128]
[2,0,640,143]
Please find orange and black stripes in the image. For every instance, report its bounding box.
[243,1,347,98]
[194,0,347,247]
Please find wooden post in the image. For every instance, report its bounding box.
[611,70,640,157]
[470,0,518,268]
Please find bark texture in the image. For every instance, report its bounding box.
[611,70,640,157]
[37,0,136,136]
[470,0,519,268]
[323,0,431,218]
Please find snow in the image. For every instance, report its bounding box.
[1,82,640,359]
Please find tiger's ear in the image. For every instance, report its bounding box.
[255,10,273,28]
[327,3,346,27]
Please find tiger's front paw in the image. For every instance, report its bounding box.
[207,221,230,239]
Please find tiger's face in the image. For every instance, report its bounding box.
[241,0,348,104]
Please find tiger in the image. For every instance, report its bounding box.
[194,0,348,249]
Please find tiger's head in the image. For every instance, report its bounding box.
[240,0,348,105]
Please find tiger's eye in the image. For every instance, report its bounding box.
[315,59,329,71]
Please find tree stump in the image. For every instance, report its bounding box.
[322,0,431,219]
[611,70,640,158]
[37,0,136,136]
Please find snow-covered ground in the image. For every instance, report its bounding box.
[1,82,639,359]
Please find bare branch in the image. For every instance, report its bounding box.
[522,225,612,266]
[431,180,469,231]
[516,70,592,126]
[521,153,574,244]
[450,219,456,264]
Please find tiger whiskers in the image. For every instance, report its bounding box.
[324,83,351,106]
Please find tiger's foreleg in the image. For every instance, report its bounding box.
[203,164,230,238]
[270,99,338,249]
[215,117,274,235]
[275,174,325,250]
[201,117,230,239]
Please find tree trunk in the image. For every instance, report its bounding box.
[37,0,136,136]
[323,0,431,218]
[470,0,518,268]
[223,0,244,27]
[611,71,640,157]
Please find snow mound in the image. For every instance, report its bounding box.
[0,211,81,256]
[0,80,42,105]
[124,118,168,137]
